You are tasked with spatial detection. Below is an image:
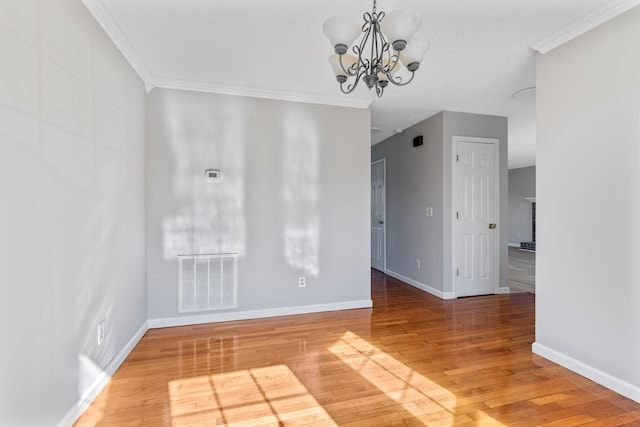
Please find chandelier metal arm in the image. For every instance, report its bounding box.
[369,23,379,75]
[355,21,373,71]
[336,11,379,93]
[387,71,416,86]
[340,80,360,94]
[338,53,359,77]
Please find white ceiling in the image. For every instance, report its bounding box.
[84,0,637,169]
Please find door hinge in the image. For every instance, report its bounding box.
[456,211,459,219]
[456,268,459,277]
[456,154,459,162]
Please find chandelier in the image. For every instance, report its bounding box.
[322,0,429,97]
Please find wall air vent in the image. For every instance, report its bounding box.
[178,253,238,313]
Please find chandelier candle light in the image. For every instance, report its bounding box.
[323,0,429,97]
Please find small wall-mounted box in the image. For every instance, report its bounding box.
[205,169,223,182]
[413,135,424,147]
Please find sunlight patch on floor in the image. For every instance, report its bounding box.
[168,364,336,426]
[329,331,505,425]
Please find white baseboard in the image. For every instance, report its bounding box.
[532,342,640,404]
[148,299,373,329]
[508,243,520,248]
[384,269,456,300]
[106,321,149,375]
[496,286,511,294]
[57,321,149,427]
[57,299,374,425]
[509,283,535,293]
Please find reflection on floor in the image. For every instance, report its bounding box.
[75,269,640,426]
[509,246,535,293]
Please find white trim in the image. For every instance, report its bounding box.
[148,300,373,329]
[496,286,511,294]
[531,0,640,54]
[508,243,520,248]
[105,321,148,375]
[509,283,535,294]
[385,269,456,300]
[57,299,374,424]
[153,77,372,109]
[81,0,155,91]
[532,342,640,404]
[371,158,387,271]
[57,321,149,427]
[80,1,372,108]
[451,136,501,298]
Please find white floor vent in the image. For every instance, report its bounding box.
[178,254,238,313]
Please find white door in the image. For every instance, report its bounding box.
[371,160,385,271]
[454,139,498,297]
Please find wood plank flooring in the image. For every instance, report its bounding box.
[75,270,640,426]
[508,247,535,293]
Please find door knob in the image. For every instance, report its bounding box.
[488,223,496,229]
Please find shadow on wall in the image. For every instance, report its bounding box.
[44,126,132,407]
[161,97,247,259]
[158,96,321,277]
[282,105,320,276]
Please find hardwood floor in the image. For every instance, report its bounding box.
[508,247,535,293]
[76,270,640,426]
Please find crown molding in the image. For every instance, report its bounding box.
[81,0,155,92]
[153,77,372,109]
[531,0,640,54]
[83,1,370,108]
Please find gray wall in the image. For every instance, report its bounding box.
[371,113,444,291]
[535,7,640,401]
[508,166,536,244]
[0,0,147,425]
[146,89,371,322]
[442,112,509,293]
[372,111,508,296]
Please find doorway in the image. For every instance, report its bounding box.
[452,137,500,297]
[507,167,537,293]
[371,159,386,271]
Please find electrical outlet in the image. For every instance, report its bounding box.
[298,276,306,288]
[97,320,105,346]
[516,232,521,238]
[426,207,433,217]
[416,259,421,269]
